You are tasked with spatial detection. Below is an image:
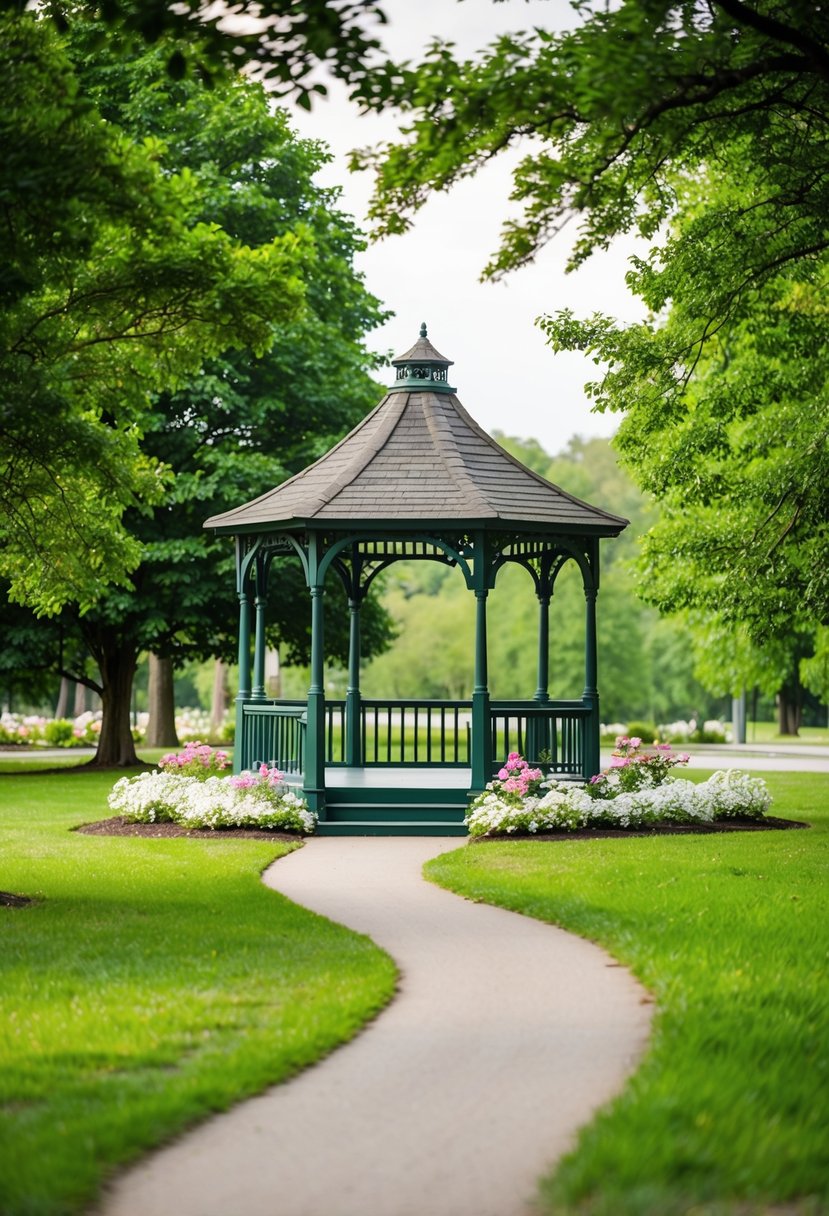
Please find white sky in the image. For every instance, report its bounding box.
[285,0,647,455]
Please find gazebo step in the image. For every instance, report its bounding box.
[316,819,468,837]
[323,801,467,825]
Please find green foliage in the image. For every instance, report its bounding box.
[542,246,829,641]
[0,771,396,1215]
[427,771,829,1215]
[353,2,829,705]
[623,722,659,746]
[41,719,75,748]
[358,3,829,285]
[0,13,306,615]
[37,0,389,105]
[2,21,392,762]
[61,24,390,668]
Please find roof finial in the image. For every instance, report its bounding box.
[420,321,428,338]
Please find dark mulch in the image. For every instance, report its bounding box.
[0,891,34,908]
[472,815,809,843]
[75,814,808,844]
[75,815,299,842]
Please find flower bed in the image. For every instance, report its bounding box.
[0,711,102,748]
[109,746,315,834]
[466,742,772,838]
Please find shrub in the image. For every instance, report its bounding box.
[625,720,659,744]
[43,719,75,748]
[159,741,230,778]
[691,720,730,744]
[587,736,690,798]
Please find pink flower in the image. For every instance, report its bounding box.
[259,763,270,776]
[497,767,509,780]
[609,755,631,768]
[629,736,642,748]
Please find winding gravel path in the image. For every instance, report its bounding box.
[95,838,652,1216]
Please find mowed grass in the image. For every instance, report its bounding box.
[425,771,829,1216]
[0,770,397,1216]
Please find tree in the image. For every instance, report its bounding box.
[357,1,829,288]
[0,12,305,615]
[540,161,829,640]
[145,654,178,749]
[350,1,828,686]
[686,613,816,734]
[7,26,392,766]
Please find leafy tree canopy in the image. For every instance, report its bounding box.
[356,1,828,283]
[0,12,306,614]
[2,19,392,763]
[540,157,829,640]
[30,0,388,104]
[350,1,828,650]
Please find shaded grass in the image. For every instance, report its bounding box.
[425,771,829,1216]
[747,723,829,746]
[0,771,396,1216]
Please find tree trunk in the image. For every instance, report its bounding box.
[145,653,180,748]
[777,683,802,736]
[90,640,139,767]
[55,676,72,719]
[73,680,87,717]
[210,659,229,735]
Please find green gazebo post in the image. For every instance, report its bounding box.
[582,538,601,780]
[345,589,363,768]
[470,531,493,793]
[305,534,327,817]
[234,538,253,766]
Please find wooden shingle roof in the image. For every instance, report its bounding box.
[205,328,628,537]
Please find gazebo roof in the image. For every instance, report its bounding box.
[205,326,628,537]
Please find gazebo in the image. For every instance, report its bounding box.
[204,326,627,834]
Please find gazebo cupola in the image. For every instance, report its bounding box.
[390,322,456,393]
[205,325,628,835]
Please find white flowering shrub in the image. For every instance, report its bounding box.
[703,768,773,819]
[109,765,316,834]
[465,753,772,838]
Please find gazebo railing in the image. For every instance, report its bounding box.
[364,699,471,767]
[239,700,306,774]
[239,697,592,777]
[489,700,591,774]
[319,699,471,765]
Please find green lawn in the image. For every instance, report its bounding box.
[425,771,829,1216]
[0,769,396,1216]
[747,722,829,746]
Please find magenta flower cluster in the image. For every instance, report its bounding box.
[159,741,230,779]
[494,752,545,796]
[230,762,285,791]
[589,736,690,797]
